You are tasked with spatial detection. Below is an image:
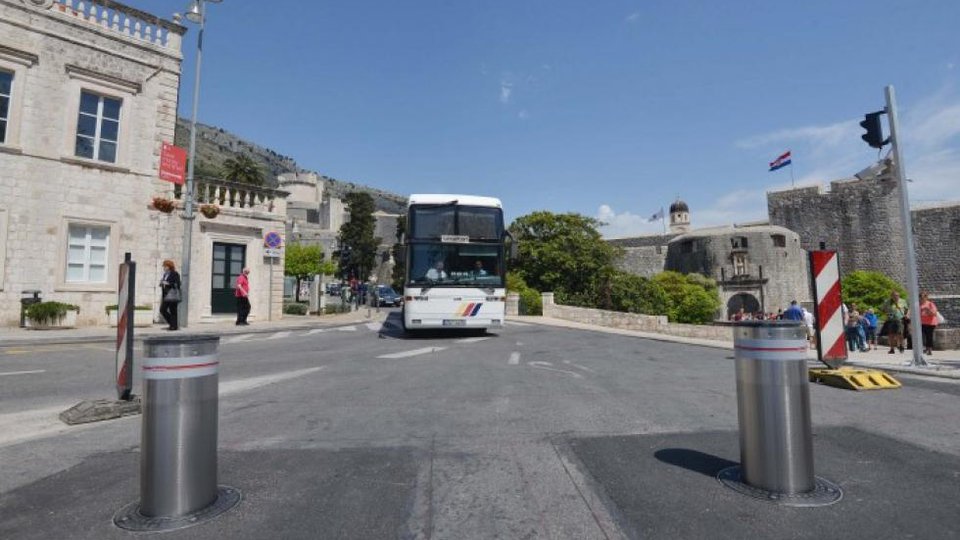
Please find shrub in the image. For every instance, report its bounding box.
[605,271,670,315]
[26,301,79,326]
[653,271,721,324]
[841,271,907,313]
[283,303,309,315]
[507,272,542,315]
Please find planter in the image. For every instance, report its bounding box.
[151,196,176,213]
[107,308,155,328]
[25,309,78,330]
[199,204,220,219]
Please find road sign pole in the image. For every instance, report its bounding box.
[885,86,926,367]
[268,256,274,322]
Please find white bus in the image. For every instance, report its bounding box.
[401,194,512,332]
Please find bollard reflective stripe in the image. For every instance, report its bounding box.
[142,354,219,379]
[733,338,809,361]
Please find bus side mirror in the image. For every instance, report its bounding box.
[510,240,518,260]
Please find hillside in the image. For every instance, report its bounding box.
[174,118,407,214]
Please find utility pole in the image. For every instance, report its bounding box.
[885,85,926,367]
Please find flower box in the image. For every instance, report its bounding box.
[25,302,79,329]
[106,307,155,328]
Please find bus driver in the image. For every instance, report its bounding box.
[426,260,448,281]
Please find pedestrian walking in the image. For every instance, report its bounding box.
[235,267,251,325]
[863,308,879,350]
[919,291,941,355]
[882,290,908,354]
[783,300,804,321]
[845,304,867,352]
[159,259,181,331]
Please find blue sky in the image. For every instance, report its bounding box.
[136,0,959,235]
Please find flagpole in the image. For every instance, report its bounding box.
[790,158,795,187]
[661,207,666,234]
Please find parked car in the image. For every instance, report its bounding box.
[375,285,402,307]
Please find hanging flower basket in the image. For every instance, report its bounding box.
[151,196,176,213]
[200,204,220,219]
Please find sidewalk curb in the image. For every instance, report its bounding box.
[511,316,960,381]
[0,313,385,348]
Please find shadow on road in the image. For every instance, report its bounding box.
[377,312,498,340]
[653,448,738,477]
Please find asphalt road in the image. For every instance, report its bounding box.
[1,314,958,539]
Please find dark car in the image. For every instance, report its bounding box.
[375,286,402,307]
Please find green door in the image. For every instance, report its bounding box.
[212,242,246,314]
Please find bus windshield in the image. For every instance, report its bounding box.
[409,205,503,240]
[408,243,504,287]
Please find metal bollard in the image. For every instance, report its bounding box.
[114,334,240,532]
[717,321,842,507]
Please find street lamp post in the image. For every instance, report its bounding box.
[178,0,222,328]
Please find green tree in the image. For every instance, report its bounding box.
[652,271,721,324]
[508,211,621,306]
[221,153,264,185]
[338,192,380,281]
[605,271,670,315]
[842,270,907,313]
[284,244,335,302]
[507,272,542,315]
[391,215,407,291]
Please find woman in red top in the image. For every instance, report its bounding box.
[919,291,940,355]
[235,267,251,325]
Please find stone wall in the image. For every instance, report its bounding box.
[541,292,733,342]
[616,246,667,278]
[768,178,960,329]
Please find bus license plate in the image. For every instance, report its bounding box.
[442,319,466,327]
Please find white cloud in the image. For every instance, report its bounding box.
[736,87,960,204]
[499,81,513,104]
[625,11,641,23]
[596,204,661,238]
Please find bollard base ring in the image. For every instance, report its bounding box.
[717,466,842,507]
[113,485,241,532]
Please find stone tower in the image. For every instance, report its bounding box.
[669,198,691,233]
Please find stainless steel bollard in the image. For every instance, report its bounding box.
[114,333,240,532]
[141,334,221,516]
[733,321,813,493]
[718,320,842,506]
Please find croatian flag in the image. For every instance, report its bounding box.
[648,208,664,222]
[769,151,792,171]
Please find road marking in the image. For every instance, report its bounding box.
[365,322,382,332]
[528,361,583,379]
[266,331,291,340]
[505,320,531,327]
[508,352,521,365]
[378,347,446,359]
[222,334,253,344]
[304,328,327,336]
[563,360,595,373]
[456,336,490,344]
[337,325,358,332]
[220,366,324,396]
[0,369,46,377]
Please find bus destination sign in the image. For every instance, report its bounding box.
[441,235,470,244]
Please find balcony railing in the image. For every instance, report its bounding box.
[51,0,185,52]
[173,178,289,214]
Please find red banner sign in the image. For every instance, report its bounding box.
[159,142,186,185]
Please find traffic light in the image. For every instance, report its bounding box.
[860,111,888,149]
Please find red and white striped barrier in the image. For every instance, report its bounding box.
[115,253,136,400]
[810,250,847,368]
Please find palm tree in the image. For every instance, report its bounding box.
[221,154,264,185]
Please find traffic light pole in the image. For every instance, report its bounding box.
[885,85,927,367]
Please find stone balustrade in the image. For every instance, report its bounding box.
[51,0,185,51]
[173,179,289,215]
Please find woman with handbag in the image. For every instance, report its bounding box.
[159,259,181,331]
[919,291,941,355]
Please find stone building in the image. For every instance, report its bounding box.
[280,172,401,285]
[611,199,812,318]
[768,160,960,340]
[0,0,288,326]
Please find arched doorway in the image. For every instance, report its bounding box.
[727,293,760,319]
